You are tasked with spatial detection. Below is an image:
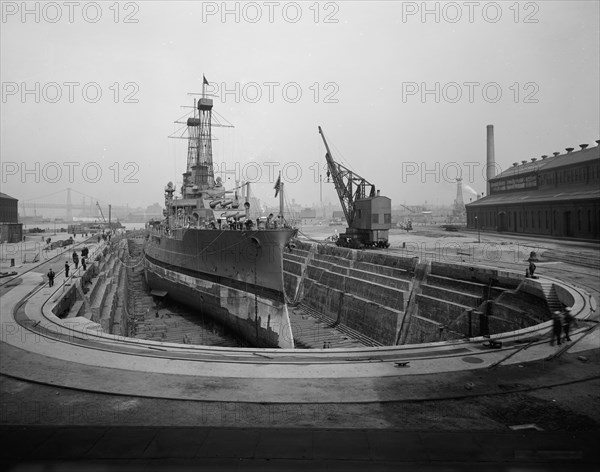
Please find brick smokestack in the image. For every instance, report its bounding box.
[486,125,496,195]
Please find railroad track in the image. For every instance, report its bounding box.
[0,237,99,288]
[540,248,600,271]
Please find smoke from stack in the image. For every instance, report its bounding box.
[486,125,496,196]
[464,184,478,196]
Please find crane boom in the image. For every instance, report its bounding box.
[96,201,107,223]
[318,126,390,249]
[318,126,376,227]
[399,204,417,213]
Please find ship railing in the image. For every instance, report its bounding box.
[146,219,293,234]
[147,225,168,237]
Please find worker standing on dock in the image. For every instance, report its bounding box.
[64,261,70,278]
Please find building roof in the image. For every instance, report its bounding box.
[0,192,18,201]
[492,144,600,180]
[300,208,317,218]
[466,185,600,208]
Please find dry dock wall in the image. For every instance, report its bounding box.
[284,242,416,345]
[51,238,569,348]
[285,244,559,346]
[51,241,129,336]
[408,262,556,343]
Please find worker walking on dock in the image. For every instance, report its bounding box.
[550,311,563,346]
[64,261,70,278]
[47,268,55,287]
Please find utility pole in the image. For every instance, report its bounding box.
[319,173,323,204]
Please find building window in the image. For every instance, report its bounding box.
[546,211,549,229]
[384,213,391,224]
[538,211,541,229]
[578,210,582,231]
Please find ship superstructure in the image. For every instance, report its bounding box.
[144,82,296,348]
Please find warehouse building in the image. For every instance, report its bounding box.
[0,192,23,243]
[466,141,600,240]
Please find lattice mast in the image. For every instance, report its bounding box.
[182,78,214,198]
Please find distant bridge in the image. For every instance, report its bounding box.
[20,188,131,221]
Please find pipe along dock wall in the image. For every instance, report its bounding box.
[284,243,563,345]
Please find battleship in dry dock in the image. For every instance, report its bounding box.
[144,83,297,348]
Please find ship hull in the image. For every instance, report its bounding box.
[144,227,296,348]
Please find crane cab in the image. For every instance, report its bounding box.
[337,195,391,248]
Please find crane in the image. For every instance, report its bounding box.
[96,201,115,229]
[318,126,391,248]
[96,201,107,223]
[399,204,417,213]
[397,204,416,231]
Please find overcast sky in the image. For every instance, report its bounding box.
[1,1,599,213]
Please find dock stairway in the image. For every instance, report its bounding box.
[538,279,564,312]
[287,244,316,306]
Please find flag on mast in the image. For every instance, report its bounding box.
[274,174,281,197]
[202,75,209,99]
